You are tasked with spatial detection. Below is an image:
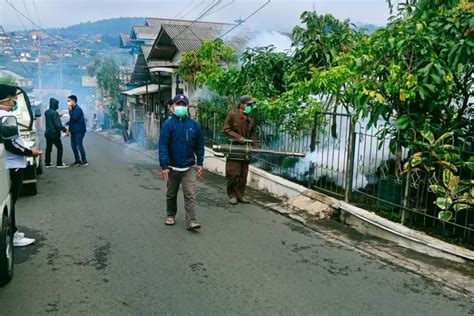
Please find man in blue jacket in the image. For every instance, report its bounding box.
[158,94,205,231]
[66,95,88,166]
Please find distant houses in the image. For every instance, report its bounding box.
[119,17,254,146]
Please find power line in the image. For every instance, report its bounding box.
[219,0,271,39]
[178,0,205,19]
[171,0,223,41]
[201,0,235,19]
[4,0,84,53]
[173,0,198,19]
[0,25,33,76]
[22,0,35,29]
[32,0,43,26]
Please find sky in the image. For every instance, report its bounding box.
[0,0,391,32]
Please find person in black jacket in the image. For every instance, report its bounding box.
[44,98,68,168]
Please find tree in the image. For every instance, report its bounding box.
[176,39,237,95]
[87,57,122,125]
[0,75,17,86]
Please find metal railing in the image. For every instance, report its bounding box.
[199,108,474,247]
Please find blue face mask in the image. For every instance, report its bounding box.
[11,102,18,112]
[174,106,188,118]
[244,105,252,114]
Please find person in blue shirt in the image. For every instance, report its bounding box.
[65,95,88,166]
[158,94,205,231]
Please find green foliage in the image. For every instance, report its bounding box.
[176,39,237,92]
[403,131,474,221]
[0,75,17,86]
[349,0,473,143]
[87,56,122,124]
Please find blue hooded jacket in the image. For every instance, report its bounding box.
[67,104,87,134]
[158,115,205,169]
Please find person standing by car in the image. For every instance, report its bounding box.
[65,95,88,166]
[0,84,42,246]
[44,98,68,168]
[158,94,205,231]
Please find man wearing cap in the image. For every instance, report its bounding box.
[223,95,257,205]
[158,94,205,231]
[0,84,42,246]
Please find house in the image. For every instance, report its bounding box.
[0,70,33,90]
[120,18,252,147]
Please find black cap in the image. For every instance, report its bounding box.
[240,95,255,105]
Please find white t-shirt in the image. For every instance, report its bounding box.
[0,110,28,169]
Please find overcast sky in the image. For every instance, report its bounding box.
[1,0,391,32]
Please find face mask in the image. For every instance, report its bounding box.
[244,105,252,114]
[174,106,188,118]
[11,102,18,111]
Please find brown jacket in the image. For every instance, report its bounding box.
[223,110,256,142]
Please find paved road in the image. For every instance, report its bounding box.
[1,132,472,315]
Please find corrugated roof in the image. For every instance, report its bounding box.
[130,26,160,40]
[119,33,131,47]
[146,17,231,28]
[161,24,222,52]
[141,45,153,60]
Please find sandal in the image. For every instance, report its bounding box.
[165,216,175,225]
[187,222,201,231]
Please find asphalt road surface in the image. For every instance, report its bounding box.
[1,132,473,315]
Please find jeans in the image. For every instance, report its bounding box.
[166,168,197,225]
[71,132,87,163]
[45,135,64,165]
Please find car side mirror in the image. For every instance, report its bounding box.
[34,108,41,118]
[1,116,19,140]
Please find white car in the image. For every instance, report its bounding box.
[11,88,42,195]
[0,116,17,285]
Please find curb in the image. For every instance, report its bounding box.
[97,131,474,263]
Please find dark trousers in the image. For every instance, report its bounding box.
[166,168,197,225]
[45,135,64,165]
[226,159,249,200]
[9,168,24,233]
[71,132,87,163]
[122,125,129,142]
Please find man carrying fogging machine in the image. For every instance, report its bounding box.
[222,96,257,205]
[218,95,306,205]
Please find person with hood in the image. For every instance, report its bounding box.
[0,84,42,246]
[44,97,68,168]
[158,94,205,231]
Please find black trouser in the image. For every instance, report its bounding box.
[45,134,64,165]
[9,168,24,233]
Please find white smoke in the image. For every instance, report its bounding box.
[246,31,292,53]
[294,115,396,191]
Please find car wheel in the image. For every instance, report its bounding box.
[0,211,14,285]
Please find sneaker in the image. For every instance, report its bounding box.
[45,164,56,168]
[229,197,238,205]
[187,222,201,231]
[80,161,89,166]
[56,163,69,169]
[13,234,35,247]
[70,161,81,167]
[14,231,24,238]
[238,197,250,204]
